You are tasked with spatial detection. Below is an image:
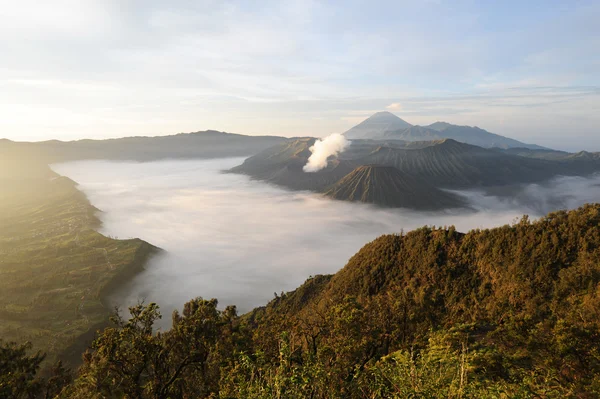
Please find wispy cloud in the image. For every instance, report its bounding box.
[0,0,598,149]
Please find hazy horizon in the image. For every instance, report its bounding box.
[1,1,599,151]
[1,109,598,153]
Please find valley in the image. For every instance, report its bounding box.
[3,123,600,370]
[3,2,599,395]
[52,157,600,328]
[3,123,600,396]
[0,0,600,399]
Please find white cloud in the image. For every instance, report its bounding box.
[0,1,598,150]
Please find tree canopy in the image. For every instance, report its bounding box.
[3,204,600,398]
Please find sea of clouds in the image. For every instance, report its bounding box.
[52,158,600,326]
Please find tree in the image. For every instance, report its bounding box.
[0,340,45,399]
[68,298,237,398]
[0,339,70,399]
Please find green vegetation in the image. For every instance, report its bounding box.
[0,160,157,368]
[0,129,286,368]
[0,339,71,399]
[4,204,600,397]
[0,128,287,373]
[3,130,600,396]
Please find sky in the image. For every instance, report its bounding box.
[1,0,599,150]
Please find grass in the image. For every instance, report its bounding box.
[0,163,157,367]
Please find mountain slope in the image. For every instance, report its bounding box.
[344,111,412,139]
[358,139,560,188]
[497,147,570,160]
[324,165,463,209]
[425,122,545,149]
[244,204,600,395]
[0,157,158,368]
[1,130,287,163]
[343,112,545,149]
[230,138,600,208]
[229,138,358,191]
[24,205,600,396]
[383,125,443,141]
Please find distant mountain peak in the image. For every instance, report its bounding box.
[344,111,412,140]
[368,111,402,119]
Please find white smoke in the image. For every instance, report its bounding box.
[303,133,350,172]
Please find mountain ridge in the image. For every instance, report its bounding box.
[230,137,600,209]
[0,130,287,163]
[344,111,546,150]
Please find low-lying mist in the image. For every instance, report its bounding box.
[52,158,600,324]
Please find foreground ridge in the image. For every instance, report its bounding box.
[5,204,600,397]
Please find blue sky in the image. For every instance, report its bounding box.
[0,0,598,150]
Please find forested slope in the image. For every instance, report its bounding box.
[245,204,600,397]
[7,204,599,398]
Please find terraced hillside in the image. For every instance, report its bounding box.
[0,159,157,367]
[324,165,464,209]
[0,129,287,367]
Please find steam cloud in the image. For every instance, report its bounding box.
[51,158,600,328]
[303,133,349,172]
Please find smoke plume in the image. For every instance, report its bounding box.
[303,133,349,172]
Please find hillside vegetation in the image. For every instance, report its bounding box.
[5,204,600,397]
[0,159,157,368]
[0,129,286,371]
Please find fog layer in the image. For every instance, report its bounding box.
[52,158,600,320]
